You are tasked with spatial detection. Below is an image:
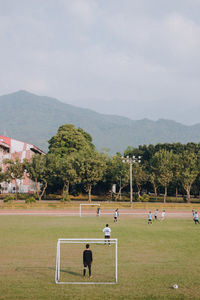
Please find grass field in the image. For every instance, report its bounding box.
[1,214,200,299]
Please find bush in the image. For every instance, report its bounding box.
[3,194,15,202]
[61,191,71,203]
[138,194,150,202]
[25,197,36,204]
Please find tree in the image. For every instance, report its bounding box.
[0,167,6,193]
[148,172,159,198]
[48,124,96,195]
[105,155,129,201]
[24,154,48,201]
[47,152,81,195]
[132,163,147,196]
[151,150,174,203]
[48,124,94,156]
[3,157,24,201]
[79,150,106,202]
[179,151,199,203]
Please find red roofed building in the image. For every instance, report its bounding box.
[0,135,45,193]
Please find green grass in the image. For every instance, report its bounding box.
[0,215,200,299]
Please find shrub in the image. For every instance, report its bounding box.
[61,191,71,203]
[25,197,36,204]
[138,194,150,202]
[3,194,15,202]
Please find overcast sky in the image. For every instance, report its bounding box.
[1,0,200,125]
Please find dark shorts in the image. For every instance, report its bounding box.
[154,216,157,219]
[148,219,152,222]
[105,236,110,239]
[114,217,117,220]
[84,262,91,268]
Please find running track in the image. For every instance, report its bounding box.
[0,209,193,218]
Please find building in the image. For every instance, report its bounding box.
[0,135,45,193]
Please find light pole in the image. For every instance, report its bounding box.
[122,155,141,206]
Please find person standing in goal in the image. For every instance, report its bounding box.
[103,224,111,245]
[83,244,93,278]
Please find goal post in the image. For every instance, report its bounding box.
[55,238,118,284]
[80,203,101,217]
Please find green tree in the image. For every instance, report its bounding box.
[24,154,48,201]
[151,150,174,203]
[179,151,199,203]
[48,124,96,195]
[48,124,94,156]
[105,155,129,201]
[132,163,147,196]
[148,172,159,198]
[3,157,25,201]
[79,150,106,202]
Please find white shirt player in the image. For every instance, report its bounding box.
[161,211,165,219]
[114,211,118,218]
[103,226,111,236]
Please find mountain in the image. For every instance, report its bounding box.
[0,90,200,154]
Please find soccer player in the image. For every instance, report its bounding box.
[114,208,119,222]
[192,210,195,220]
[161,210,165,221]
[154,209,159,221]
[103,224,111,245]
[96,206,100,217]
[83,244,93,278]
[194,211,199,224]
[148,211,152,224]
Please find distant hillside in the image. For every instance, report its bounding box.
[0,90,200,154]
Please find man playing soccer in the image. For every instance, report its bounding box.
[83,244,93,278]
[161,210,165,221]
[148,211,152,224]
[103,224,111,245]
[96,206,100,217]
[114,208,119,222]
[154,209,159,221]
[194,211,199,224]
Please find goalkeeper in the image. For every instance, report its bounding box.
[83,244,93,278]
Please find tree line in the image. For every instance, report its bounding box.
[1,124,200,202]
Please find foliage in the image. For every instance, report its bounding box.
[48,124,94,156]
[150,150,174,202]
[77,149,107,201]
[104,154,129,200]
[3,194,15,202]
[178,151,199,202]
[3,157,25,201]
[61,191,71,202]
[25,197,36,203]
[24,154,48,201]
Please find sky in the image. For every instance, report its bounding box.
[1,0,200,125]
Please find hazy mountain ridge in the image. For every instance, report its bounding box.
[0,90,200,154]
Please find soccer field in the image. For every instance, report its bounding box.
[1,215,200,300]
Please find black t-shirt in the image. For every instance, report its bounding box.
[83,249,93,264]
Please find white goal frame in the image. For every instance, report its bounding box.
[80,203,101,217]
[55,238,118,285]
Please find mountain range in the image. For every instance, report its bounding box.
[0,90,200,154]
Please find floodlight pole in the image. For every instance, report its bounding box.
[122,155,141,207]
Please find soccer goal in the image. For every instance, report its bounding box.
[55,238,118,284]
[80,203,100,217]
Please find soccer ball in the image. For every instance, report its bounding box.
[173,284,178,289]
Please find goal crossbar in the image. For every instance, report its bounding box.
[55,238,118,285]
[80,203,100,217]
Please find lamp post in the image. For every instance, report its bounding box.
[122,155,141,206]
